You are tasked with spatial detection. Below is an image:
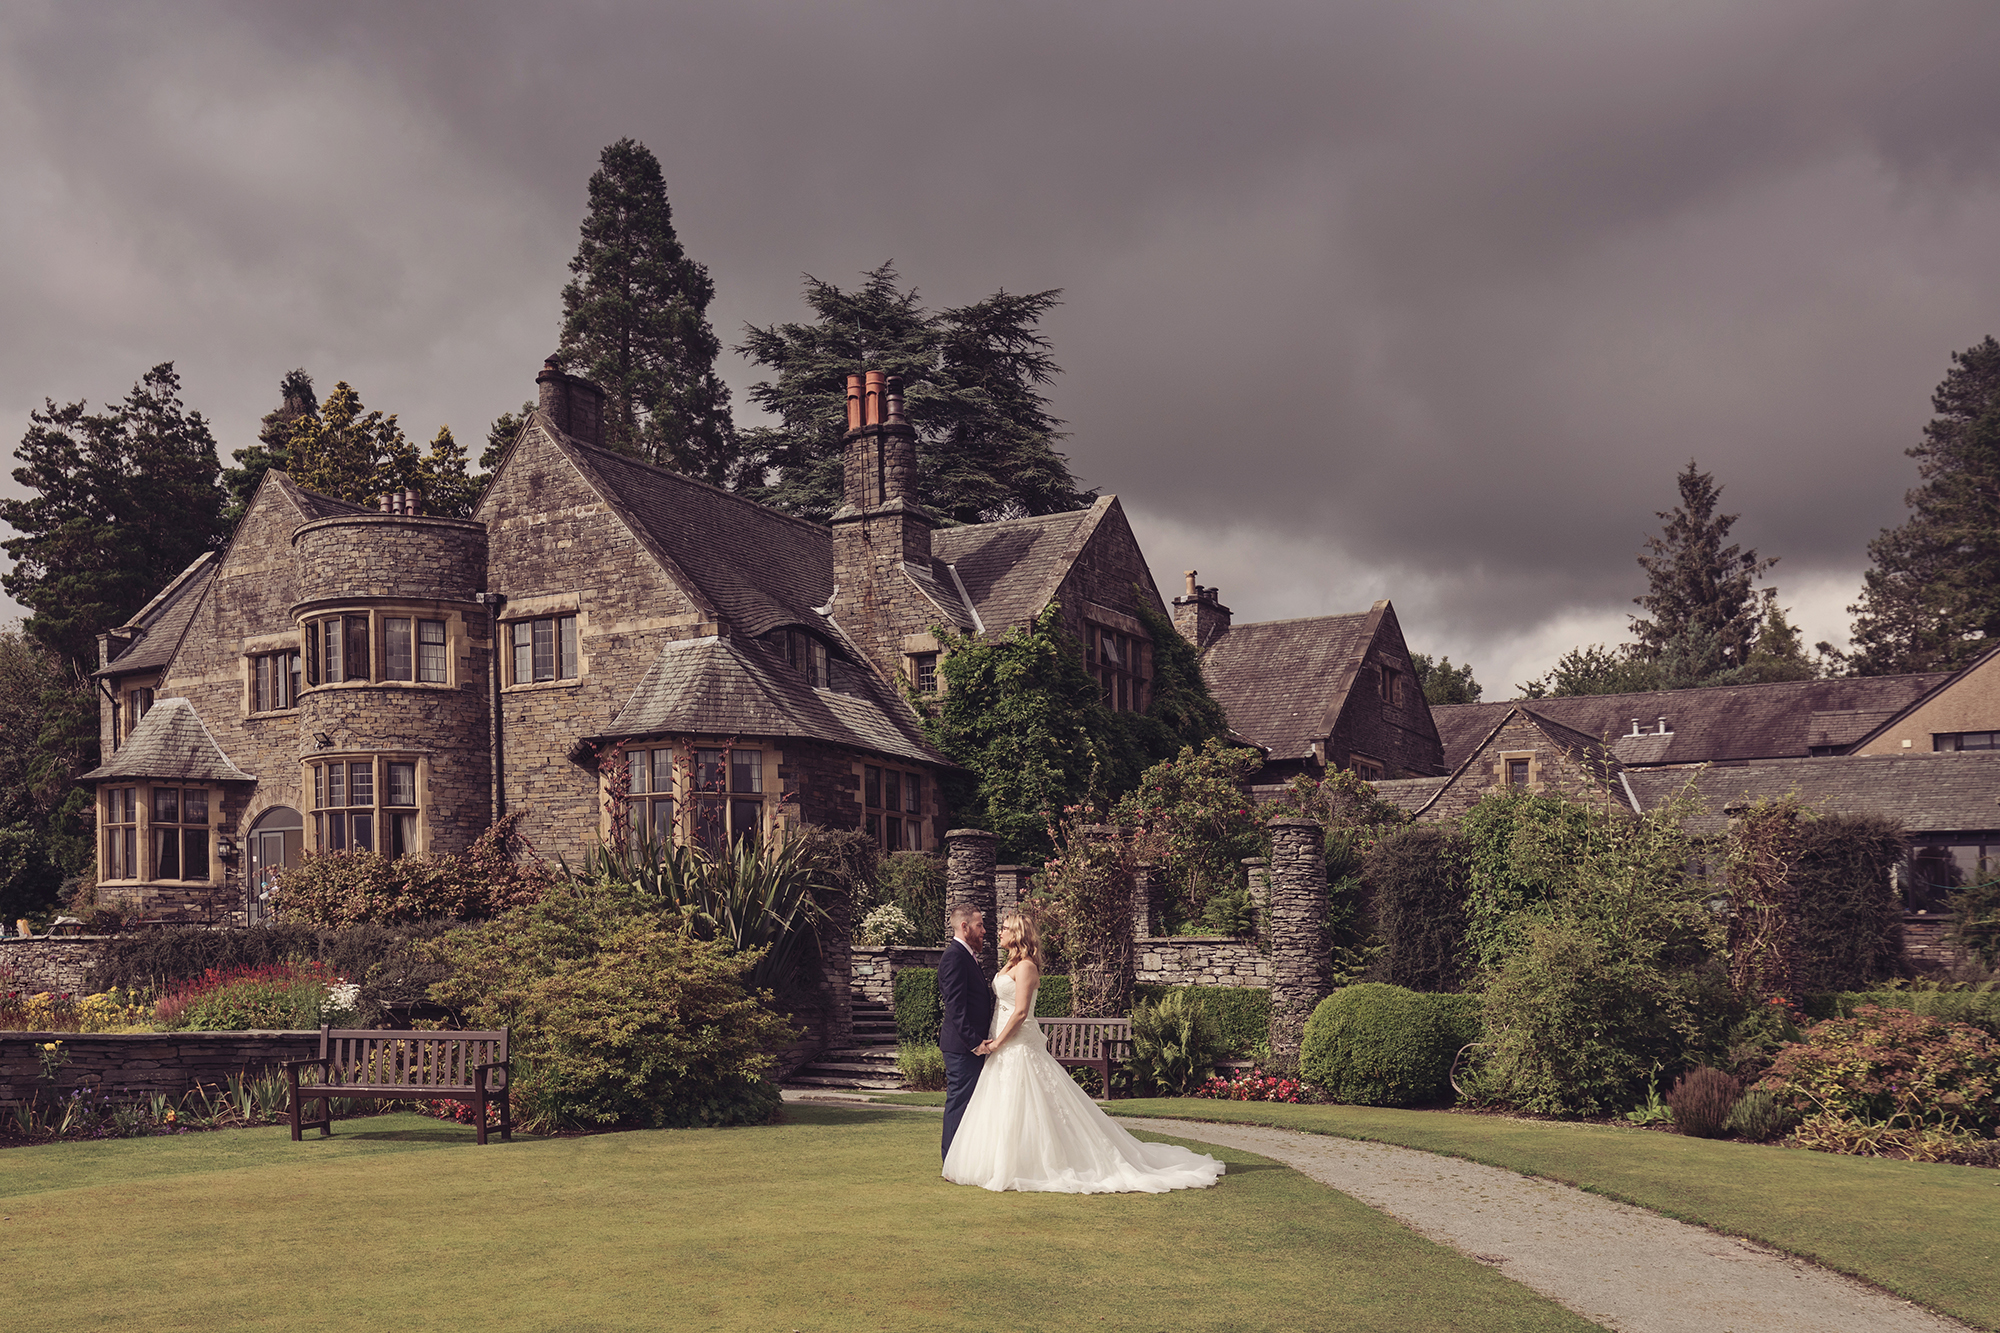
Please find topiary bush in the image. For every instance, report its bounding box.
[425,883,793,1131]
[894,967,942,1045]
[1132,984,1269,1057]
[1665,1066,1741,1139]
[1300,983,1482,1107]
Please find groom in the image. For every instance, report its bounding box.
[938,902,995,1162]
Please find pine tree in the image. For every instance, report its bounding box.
[1844,335,2000,675]
[738,263,1092,523]
[1630,461,1774,676]
[557,138,735,480]
[283,382,478,516]
[222,368,316,521]
[2,363,227,672]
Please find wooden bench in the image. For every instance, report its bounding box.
[285,1027,511,1144]
[1038,1017,1134,1099]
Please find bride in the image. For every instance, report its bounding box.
[941,907,1226,1194]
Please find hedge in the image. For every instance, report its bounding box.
[1360,824,1470,993]
[1133,984,1269,1056]
[895,966,1072,1043]
[1300,983,1482,1106]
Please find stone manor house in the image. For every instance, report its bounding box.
[81,361,1443,924]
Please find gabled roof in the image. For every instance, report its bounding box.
[1370,776,1448,815]
[1623,752,2000,837]
[78,698,255,784]
[94,553,218,678]
[602,633,951,768]
[1844,642,2000,752]
[1432,673,1953,770]
[929,501,1105,632]
[1198,611,1373,759]
[554,433,837,640]
[1394,705,1624,818]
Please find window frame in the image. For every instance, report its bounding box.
[147,785,213,883]
[508,613,580,685]
[307,755,424,857]
[251,650,302,713]
[861,761,926,851]
[1935,732,2000,752]
[1084,623,1148,713]
[102,785,139,882]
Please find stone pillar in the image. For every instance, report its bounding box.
[944,828,999,977]
[1071,825,1135,1018]
[1241,857,1271,945]
[812,876,854,1051]
[1266,818,1329,1064]
[1132,861,1164,941]
[994,864,1025,918]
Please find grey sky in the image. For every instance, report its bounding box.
[5,1,1998,694]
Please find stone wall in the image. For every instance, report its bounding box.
[1267,817,1329,1061]
[0,1030,320,1109]
[1327,603,1446,779]
[0,937,107,994]
[1134,937,1271,988]
[849,945,946,1008]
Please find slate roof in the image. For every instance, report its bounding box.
[1431,673,1953,770]
[1370,776,1448,815]
[929,503,1102,632]
[78,698,256,784]
[94,553,218,678]
[601,634,951,768]
[1622,752,2000,837]
[277,472,374,522]
[1198,613,1373,759]
[559,434,839,639]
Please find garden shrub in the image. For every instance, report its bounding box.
[1948,876,2000,967]
[894,967,942,1045]
[1665,1066,1740,1139]
[426,883,793,1131]
[155,961,350,1031]
[878,852,946,944]
[1115,738,1268,931]
[274,811,554,926]
[1791,814,1907,990]
[857,903,921,947]
[1133,984,1269,1057]
[1759,1004,2000,1137]
[1127,989,1226,1095]
[898,1042,946,1091]
[1360,824,1470,992]
[1300,984,1482,1107]
[92,921,457,1025]
[1724,1088,1798,1142]
[1034,973,1071,1017]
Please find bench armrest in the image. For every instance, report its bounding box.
[280,1056,330,1074]
[473,1059,511,1091]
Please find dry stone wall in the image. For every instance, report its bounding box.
[0,1031,320,1109]
[1134,937,1271,988]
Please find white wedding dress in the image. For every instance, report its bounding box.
[942,970,1226,1194]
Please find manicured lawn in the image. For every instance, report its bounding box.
[910,1094,1997,1332]
[0,1108,1597,1333]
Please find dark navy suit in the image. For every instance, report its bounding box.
[938,935,995,1161]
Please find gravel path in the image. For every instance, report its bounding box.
[1116,1116,1974,1333]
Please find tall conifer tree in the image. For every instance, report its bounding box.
[738,263,1092,523]
[1845,335,2000,675]
[1630,461,1774,678]
[557,138,736,481]
[222,368,316,522]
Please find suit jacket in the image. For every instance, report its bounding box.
[937,938,995,1055]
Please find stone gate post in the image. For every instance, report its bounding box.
[944,828,999,977]
[1266,818,1329,1063]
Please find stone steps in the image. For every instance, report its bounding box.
[783,998,904,1090]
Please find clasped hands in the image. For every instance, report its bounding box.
[974,1039,998,1056]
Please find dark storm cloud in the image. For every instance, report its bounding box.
[5,1,1999,690]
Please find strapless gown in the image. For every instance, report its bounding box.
[941,971,1226,1194]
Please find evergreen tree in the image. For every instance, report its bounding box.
[285,382,479,517]
[2,363,227,672]
[1742,595,1820,683]
[1844,335,2000,675]
[557,138,736,480]
[222,368,316,522]
[482,400,535,472]
[0,629,88,917]
[1411,653,1483,705]
[738,263,1093,524]
[1630,461,1774,675]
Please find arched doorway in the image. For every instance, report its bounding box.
[247,806,303,924]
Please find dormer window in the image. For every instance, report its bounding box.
[785,629,830,688]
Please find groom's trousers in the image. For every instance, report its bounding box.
[941,1050,985,1160]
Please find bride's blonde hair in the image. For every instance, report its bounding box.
[999,906,1044,971]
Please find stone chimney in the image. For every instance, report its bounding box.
[830,369,936,684]
[536,356,607,449]
[1172,571,1233,648]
